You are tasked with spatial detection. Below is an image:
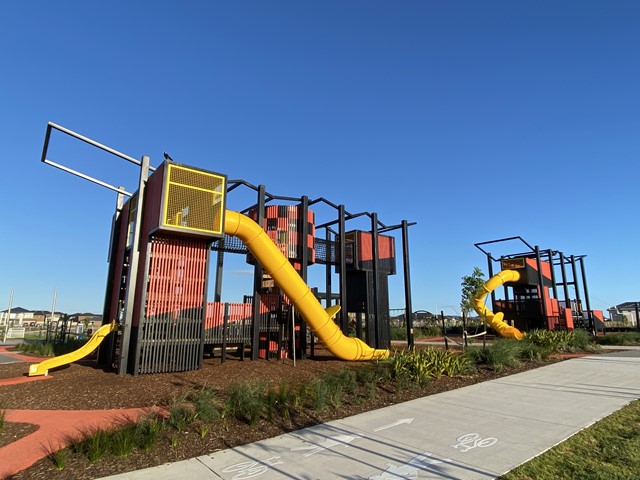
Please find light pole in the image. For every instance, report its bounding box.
[3,289,14,343]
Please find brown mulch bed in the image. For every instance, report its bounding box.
[1,347,569,480]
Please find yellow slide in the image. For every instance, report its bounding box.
[224,210,389,361]
[28,321,118,376]
[473,270,525,340]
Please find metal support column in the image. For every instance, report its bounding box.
[535,246,548,321]
[570,255,583,324]
[547,249,559,301]
[401,220,414,350]
[338,205,348,334]
[371,213,380,348]
[213,241,225,303]
[578,256,595,334]
[99,188,126,368]
[559,252,571,309]
[298,195,310,358]
[250,185,266,360]
[118,155,150,375]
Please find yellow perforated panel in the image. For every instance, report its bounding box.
[162,164,226,236]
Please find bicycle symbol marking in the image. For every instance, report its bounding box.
[222,456,284,479]
[451,433,497,453]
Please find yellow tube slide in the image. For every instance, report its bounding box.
[224,210,389,361]
[28,321,118,376]
[473,270,525,340]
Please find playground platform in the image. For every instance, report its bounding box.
[98,348,640,480]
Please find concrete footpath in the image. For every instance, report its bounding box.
[100,350,640,480]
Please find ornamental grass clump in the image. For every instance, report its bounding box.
[392,347,473,384]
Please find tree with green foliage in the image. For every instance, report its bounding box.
[460,267,486,319]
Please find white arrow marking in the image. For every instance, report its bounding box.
[373,418,414,432]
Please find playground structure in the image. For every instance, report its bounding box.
[32,122,416,376]
[473,237,604,338]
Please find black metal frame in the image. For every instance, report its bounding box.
[213,179,418,354]
[474,236,596,334]
[40,121,418,372]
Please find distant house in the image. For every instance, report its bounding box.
[0,307,34,326]
[607,302,640,327]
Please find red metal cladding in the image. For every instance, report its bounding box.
[525,258,553,281]
[146,236,208,319]
[357,231,395,261]
[248,205,315,263]
[205,301,270,329]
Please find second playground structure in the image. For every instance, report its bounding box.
[473,236,604,339]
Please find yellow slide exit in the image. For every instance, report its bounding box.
[473,270,525,340]
[224,210,390,361]
[28,321,118,376]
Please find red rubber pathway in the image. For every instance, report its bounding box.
[1,407,158,479]
[0,346,162,478]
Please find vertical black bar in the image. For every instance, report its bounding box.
[118,155,150,375]
[535,246,548,324]
[401,220,414,350]
[338,205,348,334]
[299,196,309,359]
[325,228,332,309]
[487,255,496,310]
[548,249,559,301]
[559,252,571,309]
[578,257,595,334]
[371,213,380,348]
[132,237,153,375]
[570,255,584,325]
[221,303,229,363]
[199,247,211,369]
[635,302,640,333]
[250,185,266,360]
[214,242,224,303]
[99,190,125,368]
[441,311,448,350]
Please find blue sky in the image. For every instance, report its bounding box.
[1,1,638,316]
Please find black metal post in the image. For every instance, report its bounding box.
[118,155,150,375]
[441,311,448,350]
[578,256,595,334]
[547,249,559,301]
[635,302,640,332]
[401,220,414,350]
[559,251,571,309]
[250,185,266,360]
[535,246,548,325]
[214,243,224,303]
[299,195,309,359]
[98,188,125,368]
[487,254,496,310]
[371,213,380,348]
[338,205,349,334]
[570,255,584,326]
[221,303,230,363]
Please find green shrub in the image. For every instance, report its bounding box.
[595,332,640,346]
[109,424,138,456]
[525,329,597,353]
[190,387,221,422]
[74,429,109,463]
[167,405,195,431]
[568,329,598,351]
[469,339,522,372]
[16,342,55,357]
[391,347,473,384]
[48,449,67,470]
[225,381,265,426]
[135,414,164,451]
